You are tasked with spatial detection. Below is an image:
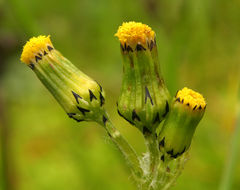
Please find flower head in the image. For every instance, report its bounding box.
[115,22,155,50]
[176,87,206,110]
[115,22,170,134]
[20,35,105,123]
[21,35,53,66]
[158,87,206,159]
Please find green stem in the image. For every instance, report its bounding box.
[142,133,160,190]
[161,155,187,190]
[96,113,143,181]
[0,90,14,190]
[219,103,240,190]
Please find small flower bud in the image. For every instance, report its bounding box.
[20,35,105,122]
[115,22,170,134]
[158,87,206,159]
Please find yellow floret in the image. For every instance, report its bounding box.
[115,21,155,48]
[176,87,206,110]
[20,35,53,65]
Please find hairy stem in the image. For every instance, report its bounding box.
[96,113,143,181]
[161,155,187,190]
[141,133,160,190]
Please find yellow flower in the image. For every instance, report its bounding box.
[115,22,170,134]
[21,35,53,66]
[115,21,155,50]
[175,87,206,110]
[158,87,206,159]
[20,35,105,123]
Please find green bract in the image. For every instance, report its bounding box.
[115,22,170,134]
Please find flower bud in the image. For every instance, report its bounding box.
[115,22,170,134]
[20,35,105,122]
[158,87,206,159]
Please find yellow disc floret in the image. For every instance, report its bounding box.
[176,87,206,110]
[115,21,155,48]
[20,35,53,65]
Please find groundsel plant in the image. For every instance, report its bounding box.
[20,21,206,190]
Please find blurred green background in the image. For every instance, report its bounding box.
[0,0,240,189]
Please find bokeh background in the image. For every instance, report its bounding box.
[0,0,240,189]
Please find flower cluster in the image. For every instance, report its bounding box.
[115,22,206,158]
[20,21,206,190]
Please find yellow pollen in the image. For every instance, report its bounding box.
[20,35,53,65]
[115,21,155,48]
[176,87,206,110]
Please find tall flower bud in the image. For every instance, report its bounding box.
[115,22,170,133]
[20,35,105,122]
[158,87,206,159]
